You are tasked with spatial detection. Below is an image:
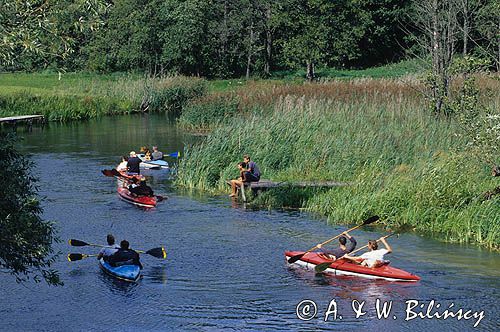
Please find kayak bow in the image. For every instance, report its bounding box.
[98,258,141,282]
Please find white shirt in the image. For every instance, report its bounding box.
[99,246,119,257]
[360,249,389,267]
[116,161,127,171]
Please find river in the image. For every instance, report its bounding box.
[1,114,499,331]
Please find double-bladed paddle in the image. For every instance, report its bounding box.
[68,239,167,259]
[287,215,379,264]
[313,232,396,273]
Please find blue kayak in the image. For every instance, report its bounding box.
[98,258,141,282]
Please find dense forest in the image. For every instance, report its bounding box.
[1,0,499,78]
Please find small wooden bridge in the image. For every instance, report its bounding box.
[227,179,350,202]
[0,115,45,131]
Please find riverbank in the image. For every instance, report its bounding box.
[176,76,500,250]
[0,61,420,122]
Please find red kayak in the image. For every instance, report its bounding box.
[285,251,420,282]
[117,187,157,208]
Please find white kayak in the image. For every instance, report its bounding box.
[137,154,169,169]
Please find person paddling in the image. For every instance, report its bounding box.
[128,178,154,197]
[151,146,163,161]
[343,237,392,268]
[127,151,142,175]
[116,156,128,172]
[316,231,356,260]
[97,234,119,261]
[108,240,143,269]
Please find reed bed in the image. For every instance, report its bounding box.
[0,74,205,121]
[176,86,500,249]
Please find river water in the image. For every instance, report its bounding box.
[1,114,499,331]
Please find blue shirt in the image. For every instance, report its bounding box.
[248,161,261,178]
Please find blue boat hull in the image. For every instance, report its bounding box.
[98,258,141,282]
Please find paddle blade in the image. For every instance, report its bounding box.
[68,239,89,247]
[287,253,305,264]
[101,169,115,177]
[315,261,333,273]
[167,151,180,158]
[145,247,167,259]
[363,215,380,225]
[67,253,85,261]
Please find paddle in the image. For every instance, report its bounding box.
[287,215,379,264]
[314,232,396,273]
[166,151,181,158]
[68,239,167,259]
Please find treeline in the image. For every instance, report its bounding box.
[2,0,499,78]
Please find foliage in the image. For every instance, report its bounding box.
[0,133,61,285]
[0,0,110,70]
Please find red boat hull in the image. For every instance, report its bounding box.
[117,187,157,208]
[285,251,420,282]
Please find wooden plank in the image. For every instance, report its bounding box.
[226,179,350,190]
[0,115,44,123]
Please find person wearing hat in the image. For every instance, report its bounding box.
[127,151,142,175]
[128,177,154,197]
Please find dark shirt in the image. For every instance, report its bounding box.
[127,156,142,174]
[108,248,143,269]
[322,237,357,258]
[247,161,261,179]
[129,183,154,196]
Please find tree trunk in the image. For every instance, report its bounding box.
[306,60,315,81]
[264,4,272,77]
[462,0,468,56]
[246,23,254,79]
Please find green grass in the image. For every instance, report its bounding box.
[0,73,205,121]
[176,86,500,250]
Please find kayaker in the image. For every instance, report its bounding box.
[151,146,163,160]
[127,151,142,175]
[229,162,248,197]
[317,231,356,260]
[116,156,128,172]
[243,155,261,182]
[343,237,392,268]
[97,234,119,261]
[108,240,143,269]
[129,178,154,197]
[140,146,152,161]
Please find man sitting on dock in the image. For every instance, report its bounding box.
[243,155,260,182]
[317,231,356,261]
[229,162,248,197]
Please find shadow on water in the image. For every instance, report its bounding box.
[98,270,141,295]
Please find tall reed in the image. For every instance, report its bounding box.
[176,90,500,249]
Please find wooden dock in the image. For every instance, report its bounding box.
[227,179,350,202]
[0,115,45,131]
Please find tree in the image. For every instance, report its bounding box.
[0,133,61,285]
[408,0,461,115]
[0,0,109,70]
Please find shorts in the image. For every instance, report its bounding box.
[243,172,260,183]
